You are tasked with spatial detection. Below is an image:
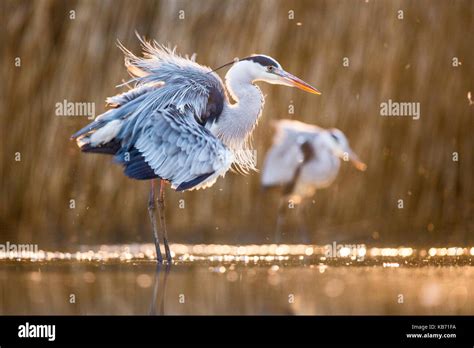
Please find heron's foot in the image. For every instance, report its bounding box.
[155,245,164,263]
[274,231,283,245]
[299,227,311,244]
[300,235,311,245]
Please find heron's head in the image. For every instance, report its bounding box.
[221,54,321,95]
[327,129,366,171]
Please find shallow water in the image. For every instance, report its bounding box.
[1,244,473,315]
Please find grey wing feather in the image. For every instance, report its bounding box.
[118,37,226,125]
[127,108,233,190]
[72,37,226,141]
[105,82,164,108]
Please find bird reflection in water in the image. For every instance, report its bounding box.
[149,264,171,315]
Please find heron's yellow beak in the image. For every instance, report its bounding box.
[275,68,322,95]
[348,151,367,171]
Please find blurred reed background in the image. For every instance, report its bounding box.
[1,0,473,249]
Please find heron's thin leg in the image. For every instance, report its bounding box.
[275,197,287,244]
[297,201,310,244]
[158,179,172,263]
[148,180,163,263]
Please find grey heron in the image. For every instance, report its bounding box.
[261,120,366,243]
[71,37,321,263]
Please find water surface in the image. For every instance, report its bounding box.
[1,244,473,315]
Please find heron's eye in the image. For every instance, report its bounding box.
[267,66,275,72]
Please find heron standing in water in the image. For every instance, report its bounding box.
[71,36,321,263]
[261,120,366,243]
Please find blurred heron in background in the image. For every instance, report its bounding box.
[71,36,321,263]
[261,120,366,243]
